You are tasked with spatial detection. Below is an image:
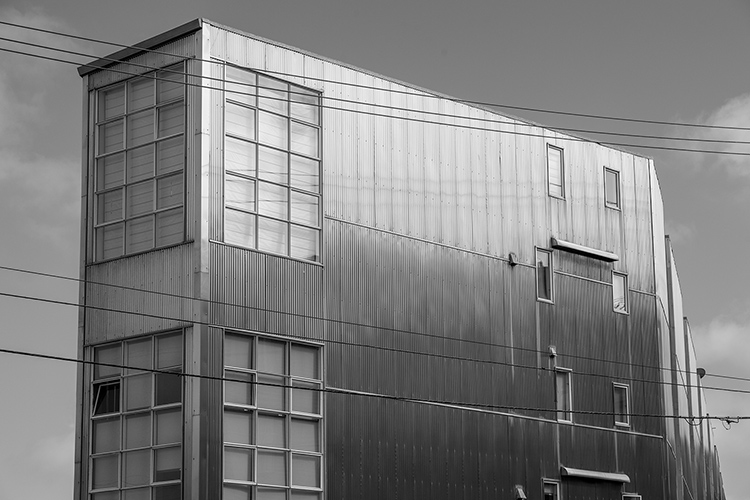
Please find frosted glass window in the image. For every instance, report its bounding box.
[258,217,288,255]
[225,209,256,248]
[157,174,183,209]
[154,446,181,482]
[95,344,122,379]
[224,410,253,445]
[290,155,319,193]
[96,224,124,260]
[257,414,286,448]
[290,121,318,158]
[224,447,254,482]
[226,103,256,141]
[128,110,154,148]
[225,333,253,369]
[290,344,319,379]
[99,120,124,154]
[156,137,183,175]
[547,145,564,198]
[258,75,288,115]
[290,88,319,124]
[290,419,319,452]
[125,374,152,410]
[227,66,256,107]
[258,339,286,373]
[156,65,183,103]
[613,272,628,313]
[292,381,320,415]
[158,103,183,138]
[125,217,154,254]
[127,181,154,217]
[97,154,124,190]
[291,492,320,500]
[155,408,182,445]
[258,111,288,149]
[290,225,319,262]
[225,371,255,407]
[92,492,120,500]
[226,175,255,213]
[124,413,151,449]
[93,418,121,454]
[155,208,184,247]
[129,78,154,112]
[98,190,123,223]
[258,146,288,184]
[92,454,119,489]
[257,450,286,486]
[156,334,182,369]
[291,191,318,226]
[224,484,253,500]
[123,449,150,487]
[257,488,287,500]
[127,146,154,183]
[123,488,150,500]
[257,374,285,411]
[126,339,151,373]
[292,454,320,487]
[226,137,256,177]
[100,85,124,121]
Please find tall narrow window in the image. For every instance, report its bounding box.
[543,480,560,500]
[613,383,630,427]
[93,63,186,261]
[613,272,628,314]
[547,145,564,198]
[555,368,572,422]
[223,67,322,262]
[536,248,553,302]
[604,167,620,209]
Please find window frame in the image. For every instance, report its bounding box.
[543,479,560,500]
[604,167,621,209]
[622,495,642,500]
[555,367,573,423]
[536,247,554,303]
[547,144,565,199]
[613,382,631,428]
[612,271,628,314]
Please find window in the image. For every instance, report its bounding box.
[223,332,323,500]
[612,272,628,314]
[89,332,183,500]
[547,145,564,198]
[622,495,642,500]
[536,248,553,302]
[604,167,620,209]
[613,383,630,427]
[555,368,572,422]
[543,480,560,500]
[93,63,186,261]
[223,67,322,262]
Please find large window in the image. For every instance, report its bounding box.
[555,368,572,422]
[223,67,322,262]
[93,63,186,261]
[223,332,323,500]
[536,248,554,302]
[547,145,564,198]
[89,332,184,500]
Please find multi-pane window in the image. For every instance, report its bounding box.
[604,167,620,209]
[555,368,572,422]
[613,383,630,427]
[223,332,323,500]
[90,332,184,500]
[613,272,628,314]
[536,248,554,302]
[547,145,564,198]
[543,480,560,500]
[223,67,322,262]
[94,63,186,261]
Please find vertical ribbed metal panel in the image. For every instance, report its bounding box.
[208,54,224,241]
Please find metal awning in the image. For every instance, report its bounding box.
[551,237,619,262]
[560,466,631,483]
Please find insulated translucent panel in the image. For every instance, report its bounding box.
[290,344,319,379]
[157,174,182,209]
[226,136,256,177]
[290,87,319,124]
[225,333,253,370]
[256,450,286,486]
[226,66,256,107]
[154,446,181,482]
[258,111,288,149]
[92,492,120,500]
[258,146,288,184]
[125,216,154,254]
[156,136,183,175]
[292,454,320,487]
[257,488,286,500]
[124,374,152,411]
[257,374,285,411]
[258,339,286,374]
[128,110,154,148]
[158,103,184,138]
[156,334,182,369]
[155,208,184,247]
[224,484,253,500]
[92,454,119,489]
[100,120,124,154]
[257,183,288,219]
[127,181,154,217]
[95,344,122,379]
[155,408,182,445]
[124,413,151,449]
[99,85,125,120]
[290,192,318,226]
[290,121,318,158]
[98,189,123,223]
[129,78,154,112]
[290,155,319,193]
[156,64,184,103]
[290,225,319,262]
[291,492,321,500]
[290,419,319,452]
[122,487,150,500]
[96,223,124,261]
[224,446,254,482]
[258,75,288,115]
[155,371,181,406]
[97,154,124,190]
[127,145,154,183]
[225,175,255,213]
[225,209,256,248]
[225,370,254,407]
[224,409,253,445]
[125,338,151,373]
[93,417,121,453]
[123,449,150,487]
[292,380,320,415]
[226,103,256,141]
[257,413,286,448]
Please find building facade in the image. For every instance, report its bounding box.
[75,19,726,500]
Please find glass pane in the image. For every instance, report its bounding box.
[258,111,288,149]
[290,121,318,158]
[129,77,154,112]
[93,382,121,415]
[97,154,124,190]
[291,491,321,500]
[556,372,571,420]
[292,454,320,487]
[258,75,288,115]
[100,120,124,154]
[125,373,152,411]
[257,182,288,219]
[290,344,319,379]
[92,492,120,500]
[157,174,183,209]
[291,192,318,226]
[226,102,256,141]
[226,136,256,177]
[155,207,184,247]
[258,217,288,255]
[224,446,254,482]
[614,386,628,423]
[290,87,319,124]
[127,145,154,183]
[154,446,181,482]
[536,250,551,301]
[157,136,183,175]
[127,181,154,217]
[256,449,286,486]
[158,103,184,138]
[122,487,150,500]
[100,85,125,121]
[605,169,619,206]
[226,175,255,213]
[92,454,119,489]
[125,338,152,373]
[257,413,286,448]
[258,339,285,374]
[226,66,256,107]
[225,333,253,369]
[225,209,256,248]
[98,189,123,224]
[155,408,182,445]
[290,155,319,193]
[155,371,182,406]
[157,64,184,103]
[125,216,155,254]
[257,488,287,500]
[613,274,627,313]
[153,484,181,500]
[292,380,320,415]
[547,146,563,197]
[123,449,150,487]
[290,225,319,262]
[156,333,182,369]
[224,409,253,445]
[225,371,254,406]
[258,146,288,184]
[93,417,120,453]
[128,110,154,148]
[96,223,124,260]
[124,412,151,449]
[291,419,319,452]
[95,344,122,379]
[257,374,285,411]
[224,484,252,500]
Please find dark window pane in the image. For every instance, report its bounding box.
[155,371,182,406]
[156,333,182,369]
[93,382,121,415]
[153,484,181,500]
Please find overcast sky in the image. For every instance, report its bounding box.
[1,1,749,499]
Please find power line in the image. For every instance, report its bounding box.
[2,18,749,134]
[0,346,745,421]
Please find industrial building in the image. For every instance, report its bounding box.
[74,19,726,500]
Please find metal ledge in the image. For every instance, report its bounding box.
[560,466,631,483]
[551,237,619,262]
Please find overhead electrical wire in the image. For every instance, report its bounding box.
[2,18,749,134]
[0,346,745,422]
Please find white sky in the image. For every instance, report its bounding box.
[1,1,749,499]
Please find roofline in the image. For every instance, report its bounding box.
[77,19,203,76]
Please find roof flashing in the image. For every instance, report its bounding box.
[551,237,619,262]
[560,466,631,483]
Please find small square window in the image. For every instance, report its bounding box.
[604,167,620,209]
[614,383,630,427]
[613,272,628,314]
[536,248,553,302]
[543,480,560,500]
[555,368,572,422]
[622,495,642,500]
[547,145,564,198]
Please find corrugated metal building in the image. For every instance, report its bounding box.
[74,19,726,500]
